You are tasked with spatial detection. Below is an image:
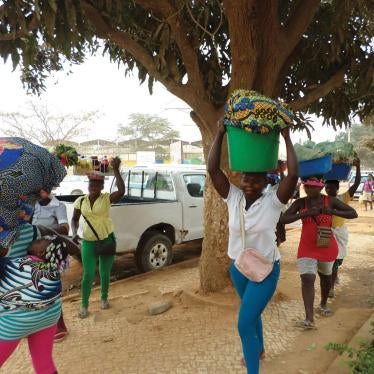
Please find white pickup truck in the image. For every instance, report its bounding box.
[58,165,206,272]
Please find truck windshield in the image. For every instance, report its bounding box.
[114,170,176,200]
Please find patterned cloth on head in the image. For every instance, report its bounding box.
[0,137,66,249]
[224,89,295,134]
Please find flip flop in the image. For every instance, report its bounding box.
[295,320,317,330]
[54,330,68,343]
[317,306,333,317]
[78,308,89,319]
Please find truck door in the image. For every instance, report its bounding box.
[181,173,205,241]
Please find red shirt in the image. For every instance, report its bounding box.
[297,196,338,261]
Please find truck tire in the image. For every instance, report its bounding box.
[136,232,173,272]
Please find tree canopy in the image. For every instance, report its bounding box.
[335,121,374,168]
[0,0,373,131]
[118,113,180,158]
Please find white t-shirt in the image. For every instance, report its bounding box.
[32,197,68,227]
[224,184,285,261]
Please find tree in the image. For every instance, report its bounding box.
[118,113,180,158]
[335,122,374,169]
[0,101,97,146]
[0,0,373,292]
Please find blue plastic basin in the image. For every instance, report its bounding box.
[299,155,332,178]
[323,163,352,181]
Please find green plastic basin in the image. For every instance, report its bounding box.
[226,126,280,172]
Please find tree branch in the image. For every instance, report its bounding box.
[0,13,38,41]
[290,68,346,111]
[135,0,208,98]
[282,0,320,56]
[82,1,193,105]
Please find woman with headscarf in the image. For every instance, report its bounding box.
[71,157,125,318]
[0,137,66,251]
[280,177,357,329]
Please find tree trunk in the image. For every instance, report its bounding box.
[199,174,232,293]
[189,2,282,293]
[193,66,279,294]
[191,109,236,293]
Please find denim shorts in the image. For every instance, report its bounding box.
[297,258,334,275]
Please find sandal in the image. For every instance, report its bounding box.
[78,307,89,319]
[54,330,68,343]
[101,300,110,310]
[317,306,333,317]
[295,320,317,330]
[328,289,335,298]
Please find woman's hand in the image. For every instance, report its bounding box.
[305,206,321,217]
[280,127,290,140]
[207,116,229,199]
[111,157,121,170]
[321,207,334,215]
[72,234,81,244]
[276,126,298,204]
[110,157,125,203]
[217,117,226,135]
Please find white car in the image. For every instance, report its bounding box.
[53,175,113,195]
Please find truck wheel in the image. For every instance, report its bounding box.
[136,232,173,272]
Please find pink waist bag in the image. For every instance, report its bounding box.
[235,195,274,282]
[235,248,273,282]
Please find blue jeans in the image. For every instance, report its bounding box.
[229,260,280,374]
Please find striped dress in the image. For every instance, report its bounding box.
[0,225,61,341]
[6,223,38,259]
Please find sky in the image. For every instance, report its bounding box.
[0,54,343,144]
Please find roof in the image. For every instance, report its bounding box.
[79,139,117,146]
[125,164,206,172]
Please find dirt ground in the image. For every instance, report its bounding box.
[3,201,373,374]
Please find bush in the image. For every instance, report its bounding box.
[326,322,374,373]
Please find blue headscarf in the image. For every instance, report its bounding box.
[0,137,66,249]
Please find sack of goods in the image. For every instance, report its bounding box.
[224,89,296,172]
[0,137,66,249]
[295,140,356,180]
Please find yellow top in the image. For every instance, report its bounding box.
[332,191,351,228]
[74,193,113,241]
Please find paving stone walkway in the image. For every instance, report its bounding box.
[3,212,373,374]
[3,262,307,374]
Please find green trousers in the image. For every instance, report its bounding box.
[81,234,115,308]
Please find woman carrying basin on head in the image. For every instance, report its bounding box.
[208,90,299,374]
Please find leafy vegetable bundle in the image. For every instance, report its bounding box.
[295,140,356,164]
[53,144,78,167]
